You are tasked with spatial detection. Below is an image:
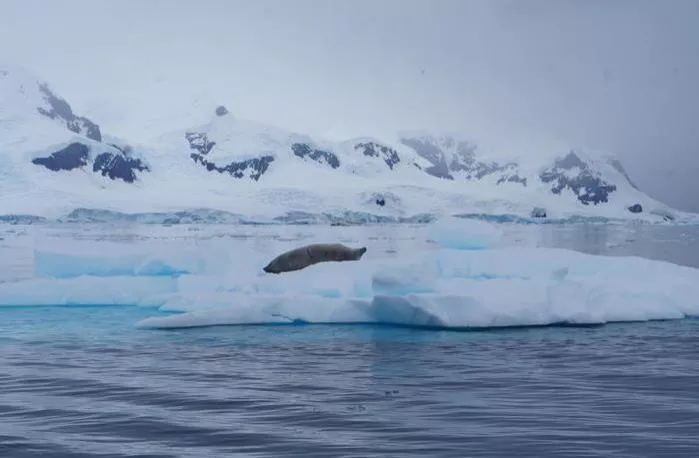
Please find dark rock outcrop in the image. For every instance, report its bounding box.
[291,143,340,169]
[355,141,400,170]
[190,153,274,181]
[0,214,47,224]
[32,142,89,171]
[497,174,528,186]
[627,203,643,214]
[456,160,521,181]
[32,142,149,183]
[400,137,452,179]
[649,209,676,222]
[185,132,216,156]
[446,140,479,176]
[539,151,617,205]
[399,136,526,186]
[36,84,102,142]
[215,105,229,117]
[531,207,547,218]
[93,152,149,183]
[364,192,401,210]
[609,159,639,190]
[20,77,150,183]
[184,131,274,181]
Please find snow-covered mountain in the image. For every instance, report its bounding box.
[0,65,153,217]
[0,65,689,224]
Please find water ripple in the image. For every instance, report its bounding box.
[1,223,699,457]
[1,316,698,457]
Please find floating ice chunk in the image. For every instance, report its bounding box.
[31,238,233,279]
[34,250,204,278]
[134,244,699,330]
[2,233,699,330]
[369,276,555,328]
[365,248,699,328]
[369,294,456,327]
[136,294,372,329]
[426,216,504,250]
[255,261,375,298]
[371,262,438,295]
[0,276,176,307]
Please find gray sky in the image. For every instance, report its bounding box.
[1,0,698,211]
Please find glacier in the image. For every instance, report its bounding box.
[1,64,697,225]
[1,217,697,331]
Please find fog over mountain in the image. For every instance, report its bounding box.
[1,0,698,211]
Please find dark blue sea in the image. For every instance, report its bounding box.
[1,221,698,457]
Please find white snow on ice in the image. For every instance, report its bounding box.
[0,218,697,330]
[426,216,505,250]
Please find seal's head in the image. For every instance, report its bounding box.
[352,246,367,260]
[263,259,281,274]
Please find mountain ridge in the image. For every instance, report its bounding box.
[0,64,690,224]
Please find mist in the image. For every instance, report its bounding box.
[1,0,697,211]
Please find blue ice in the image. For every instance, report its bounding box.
[0,217,697,330]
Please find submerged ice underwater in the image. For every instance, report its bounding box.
[1,217,698,330]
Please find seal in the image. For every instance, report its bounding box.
[263,243,367,274]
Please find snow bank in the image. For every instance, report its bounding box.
[0,276,176,307]
[31,238,231,279]
[425,216,504,250]
[2,233,698,330]
[34,250,203,278]
[134,246,699,329]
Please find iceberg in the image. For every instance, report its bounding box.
[1,216,697,332]
[426,216,504,250]
[132,246,698,329]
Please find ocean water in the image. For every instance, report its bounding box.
[1,221,699,457]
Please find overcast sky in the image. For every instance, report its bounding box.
[1,0,698,211]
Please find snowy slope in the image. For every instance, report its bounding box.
[0,65,153,217]
[139,108,686,223]
[0,65,692,224]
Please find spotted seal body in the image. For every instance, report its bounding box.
[263,243,367,274]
